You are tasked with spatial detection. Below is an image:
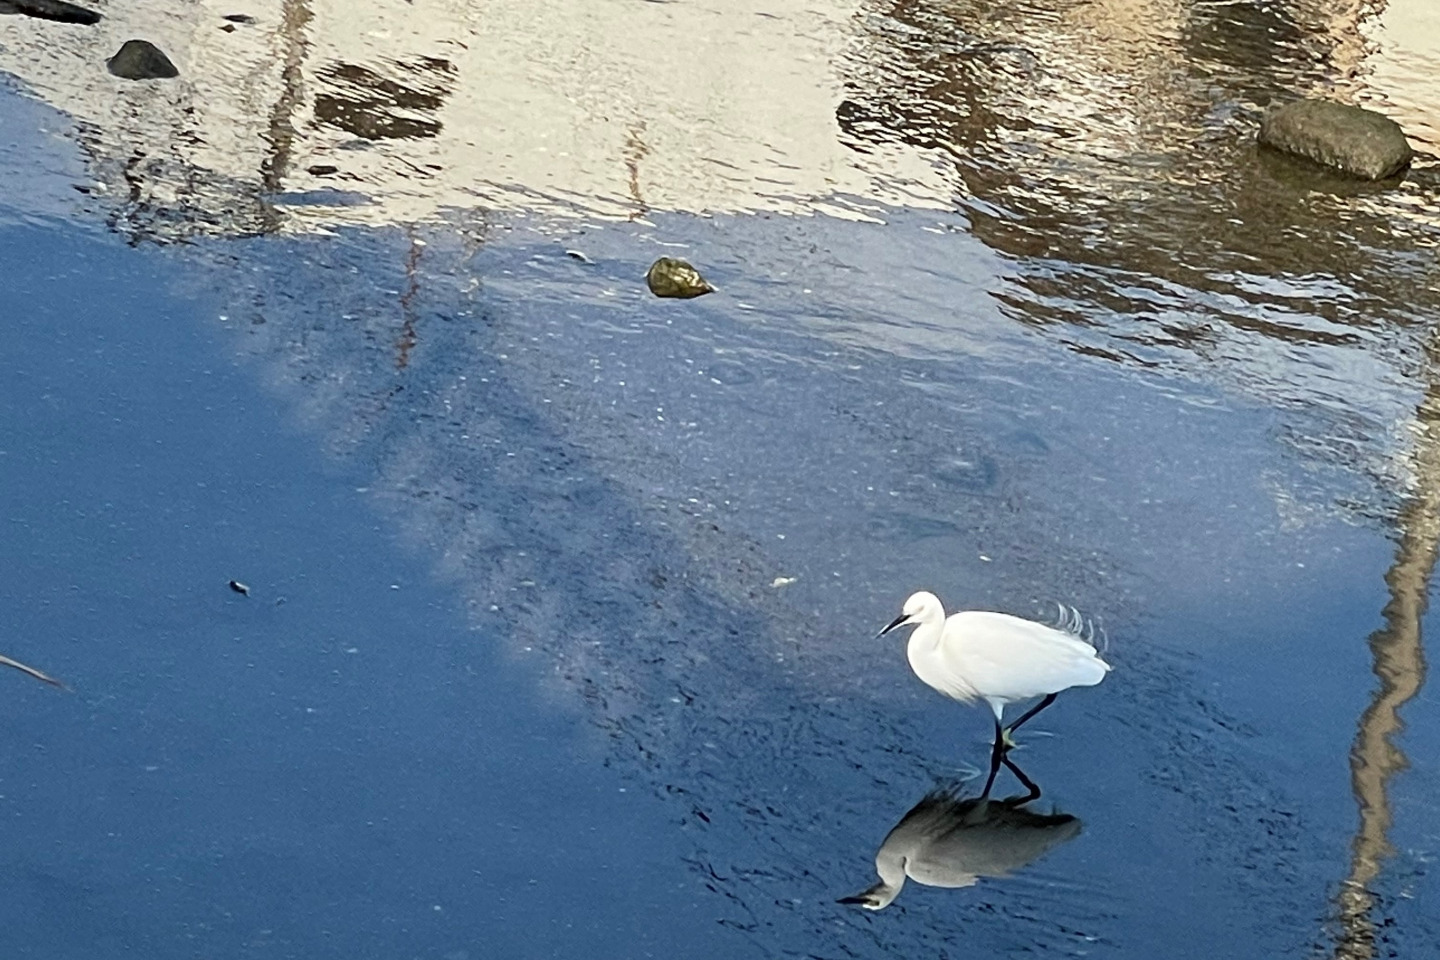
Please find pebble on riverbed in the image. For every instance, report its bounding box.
[645,257,715,299]
[107,39,179,80]
[1258,99,1413,181]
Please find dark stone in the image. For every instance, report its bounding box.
[107,39,179,80]
[0,0,101,24]
[1258,99,1412,180]
[307,164,340,176]
[222,13,256,23]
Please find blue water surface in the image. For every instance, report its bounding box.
[0,221,736,959]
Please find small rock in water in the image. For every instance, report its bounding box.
[107,39,179,80]
[1258,99,1412,180]
[645,257,714,299]
[228,580,251,596]
[0,0,101,25]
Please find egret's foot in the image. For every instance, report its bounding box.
[1000,727,1019,751]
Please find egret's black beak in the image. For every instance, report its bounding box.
[877,613,909,638]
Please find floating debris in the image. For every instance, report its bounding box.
[0,653,65,689]
[771,576,797,588]
[566,249,593,264]
[228,580,251,596]
[645,257,714,299]
[106,39,178,80]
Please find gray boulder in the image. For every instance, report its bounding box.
[1258,99,1412,180]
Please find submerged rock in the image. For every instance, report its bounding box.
[645,257,714,299]
[1258,99,1412,180]
[107,39,179,80]
[0,0,101,25]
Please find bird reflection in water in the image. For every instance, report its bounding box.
[839,755,1081,911]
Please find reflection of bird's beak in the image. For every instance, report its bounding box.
[877,614,909,638]
[837,883,889,910]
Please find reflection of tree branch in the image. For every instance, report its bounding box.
[396,231,423,370]
[622,122,649,220]
[1333,375,1439,959]
[258,0,314,230]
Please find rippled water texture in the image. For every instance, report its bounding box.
[3,2,1440,958]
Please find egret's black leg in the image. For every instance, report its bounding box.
[1001,753,1042,805]
[981,720,1005,797]
[1003,692,1058,740]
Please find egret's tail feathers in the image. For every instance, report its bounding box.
[1048,602,1107,653]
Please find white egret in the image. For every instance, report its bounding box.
[878,591,1109,770]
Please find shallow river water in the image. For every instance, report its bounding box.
[3,2,1440,958]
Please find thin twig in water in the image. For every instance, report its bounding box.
[0,654,65,689]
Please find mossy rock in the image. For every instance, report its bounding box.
[645,257,714,299]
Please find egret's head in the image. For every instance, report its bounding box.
[837,879,901,911]
[877,591,942,637]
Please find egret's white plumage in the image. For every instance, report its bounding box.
[880,591,1109,737]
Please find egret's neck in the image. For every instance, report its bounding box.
[905,614,945,660]
[869,849,907,909]
[905,612,979,703]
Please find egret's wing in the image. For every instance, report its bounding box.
[927,814,1084,877]
[943,611,1109,702]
